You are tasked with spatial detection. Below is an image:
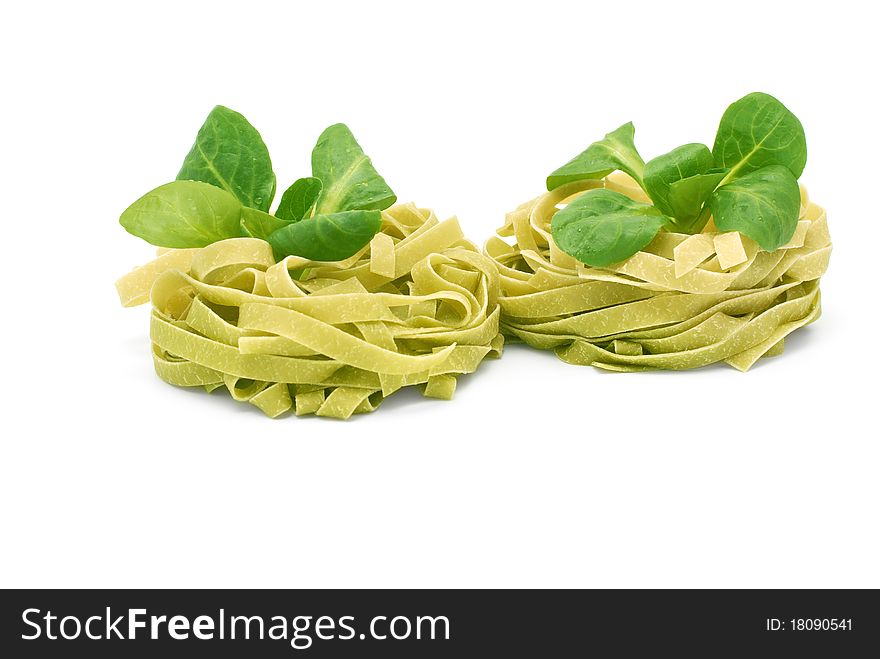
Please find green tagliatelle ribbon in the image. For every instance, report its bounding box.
[484,173,832,371]
[116,204,503,419]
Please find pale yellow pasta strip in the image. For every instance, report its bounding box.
[237,303,456,375]
[151,312,344,383]
[190,238,275,281]
[674,234,715,278]
[369,232,396,278]
[713,232,749,270]
[116,248,198,307]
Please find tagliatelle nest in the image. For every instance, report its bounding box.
[484,173,831,371]
[117,204,502,419]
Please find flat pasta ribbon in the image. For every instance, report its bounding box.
[117,204,503,418]
[484,173,831,371]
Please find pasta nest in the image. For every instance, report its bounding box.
[117,204,503,419]
[484,173,831,371]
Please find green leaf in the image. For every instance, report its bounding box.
[709,165,801,251]
[311,124,396,215]
[547,122,646,191]
[551,189,670,267]
[177,105,276,212]
[712,92,807,182]
[666,168,728,230]
[644,143,715,219]
[267,210,382,261]
[239,206,291,240]
[120,180,242,248]
[275,177,322,221]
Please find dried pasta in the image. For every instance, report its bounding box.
[485,174,831,371]
[117,204,503,418]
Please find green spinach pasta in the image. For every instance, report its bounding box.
[485,173,831,371]
[117,95,831,421]
[118,204,502,418]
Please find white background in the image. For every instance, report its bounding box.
[1,0,877,588]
